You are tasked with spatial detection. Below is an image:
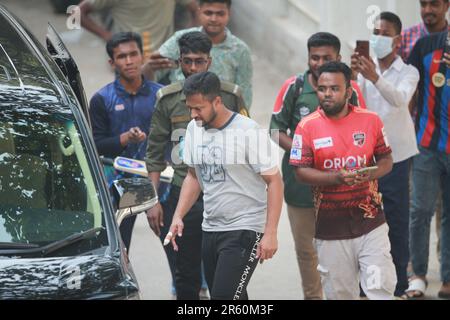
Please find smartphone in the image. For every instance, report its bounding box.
[355,166,378,175]
[356,40,370,60]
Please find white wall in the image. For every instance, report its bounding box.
[230,0,421,78]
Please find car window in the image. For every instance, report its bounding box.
[0,105,107,253]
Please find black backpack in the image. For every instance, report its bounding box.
[292,74,305,103]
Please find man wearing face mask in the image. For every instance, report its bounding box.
[351,12,420,299]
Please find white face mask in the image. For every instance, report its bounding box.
[370,34,394,59]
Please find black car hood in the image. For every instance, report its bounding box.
[0,253,138,299]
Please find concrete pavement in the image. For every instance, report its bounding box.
[1,0,442,300]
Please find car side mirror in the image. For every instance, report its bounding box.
[114,177,158,226]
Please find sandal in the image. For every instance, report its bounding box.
[405,277,428,299]
[438,291,450,299]
[438,283,450,299]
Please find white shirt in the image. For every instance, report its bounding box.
[357,56,419,163]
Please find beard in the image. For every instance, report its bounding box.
[204,108,218,127]
[321,99,347,116]
[422,13,437,26]
[196,105,218,128]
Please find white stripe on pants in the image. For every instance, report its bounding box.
[314,223,397,300]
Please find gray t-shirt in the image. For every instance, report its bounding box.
[184,114,279,233]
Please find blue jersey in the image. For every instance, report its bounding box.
[89,78,162,160]
[408,31,450,153]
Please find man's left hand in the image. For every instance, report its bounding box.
[257,233,278,263]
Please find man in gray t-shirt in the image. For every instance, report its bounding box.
[185,112,278,234]
[164,72,283,300]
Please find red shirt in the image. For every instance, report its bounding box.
[289,105,392,240]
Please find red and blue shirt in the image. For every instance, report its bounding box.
[408,31,450,153]
[399,23,429,62]
[400,22,448,62]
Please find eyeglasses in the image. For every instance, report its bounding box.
[180,57,209,66]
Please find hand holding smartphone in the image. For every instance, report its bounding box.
[354,166,378,175]
[356,40,370,60]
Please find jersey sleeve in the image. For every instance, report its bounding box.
[373,116,392,160]
[89,93,123,158]
[350,80,367,109]
[269,76,297,132]
[407,38,423,73]
[289,121,314,168]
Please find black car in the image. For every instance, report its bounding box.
[0,5,156,299]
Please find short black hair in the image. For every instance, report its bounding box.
[318,61,352,88]
[106,32,143,59]
[307,32,341,54]
[199,0,232,8]
[183,71,221,101]
[178,31,212,56]
[377,11,402,35]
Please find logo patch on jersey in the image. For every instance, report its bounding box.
[313,137,333,150]
[299,106,310,117]
[115,104,125,111]
[292,134,302,149]
[353,132,366,147]
[290,148,302,161]
[432,72,445,88]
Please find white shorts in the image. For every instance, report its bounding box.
[314,223,397,300]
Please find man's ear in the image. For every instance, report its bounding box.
[346,85,353,99]
[394,34,402,50]
[108,59,115,68]
[337,54,342,62]
[213,95,222,107]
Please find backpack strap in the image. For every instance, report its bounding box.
[292,74,305,103]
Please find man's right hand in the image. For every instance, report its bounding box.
[336,169,357,186]
[163,216,184,252]
[145,52,178,71]
[444,52,450,69]
[146,202,164,236]
[120,127,146,147]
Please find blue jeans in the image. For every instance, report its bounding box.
[379,159,410,296]
[410,146,450,283]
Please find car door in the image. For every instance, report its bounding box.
[46,23,90,122]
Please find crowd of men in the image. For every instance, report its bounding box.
[83,0,450,300]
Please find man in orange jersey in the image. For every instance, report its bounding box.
[290,61,396,300]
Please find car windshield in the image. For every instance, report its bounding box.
[0,104,107,254]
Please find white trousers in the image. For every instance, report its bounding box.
[314,223,397,300]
